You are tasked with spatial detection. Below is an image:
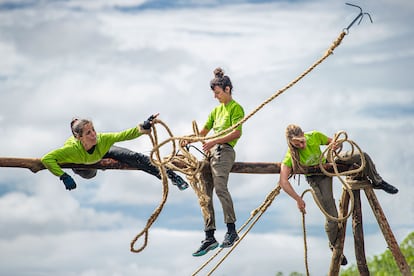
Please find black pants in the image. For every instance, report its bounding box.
[73,145,171,179]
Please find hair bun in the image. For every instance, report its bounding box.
[213,67,224,78]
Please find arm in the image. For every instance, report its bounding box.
[279,163,306,213]
[202,129,241,152]
[41,148,77,191]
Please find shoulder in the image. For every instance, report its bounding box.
[306,130,328,144]
[228,99,244,112]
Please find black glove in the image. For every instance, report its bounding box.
[60,173,77,190]
[142,114,156,130]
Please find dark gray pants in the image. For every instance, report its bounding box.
[73,145,172,180]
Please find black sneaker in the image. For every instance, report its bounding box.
[341,254,348,266]
[330,245,347,266]
[373,181,398,194]
[192,238,218,257]
[220,232,239,248]
[168,172,189,191]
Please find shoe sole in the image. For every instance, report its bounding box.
[178,184,189,191]
[192,242,218,257]
[220,236,240,248]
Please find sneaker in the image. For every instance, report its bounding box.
[220,232,239,248]
[373,181,398,194]
[341,254,348,266]
[329,245,347,266]
[168,172,189,191]
[192,238,218,257]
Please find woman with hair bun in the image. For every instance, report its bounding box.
[186,67,245,257]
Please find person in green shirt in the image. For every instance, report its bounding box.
[187,67,245,257]
[279,124,398,266]
[41,115,188,191]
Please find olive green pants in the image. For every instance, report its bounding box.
[202,144,236,231]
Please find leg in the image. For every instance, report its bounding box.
[336,151,398,194]
[104,146,161,177]
[72,168,97,179]
[104,146,188,190]
[306,175,339,247]
[201,161,216,232]
[210,144,239,248]
[210,144,236,225]
[192,160,219,257]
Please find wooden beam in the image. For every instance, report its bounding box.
[329,189,350,275]
[0,157,351,174]
[364,188,411,276]
[352,189,369,275]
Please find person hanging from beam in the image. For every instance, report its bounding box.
[278,124,398,266]
[41,114,189,191]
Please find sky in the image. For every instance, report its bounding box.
[0,0,413,275]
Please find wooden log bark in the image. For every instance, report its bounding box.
[352,190,369,275]
[329,189,350,275]
[0,157,351,174]
[364,188,411,276]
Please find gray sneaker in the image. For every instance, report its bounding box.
[167,171,189,191]
[220,232,239,248]
[192,238,218,257]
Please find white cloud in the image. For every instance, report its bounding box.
[0,0,413,275]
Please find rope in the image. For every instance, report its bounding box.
[129,121,171,253]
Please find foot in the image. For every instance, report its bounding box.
[329,245,347,266]
[373,181,398,194]
[168,173,189,191]
[192,238,218,257]
[341,254,348,266]
[220,232,239,248]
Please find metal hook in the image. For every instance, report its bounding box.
[344,3,373,33]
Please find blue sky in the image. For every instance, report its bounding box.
[0,0,413,275]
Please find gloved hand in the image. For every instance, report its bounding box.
[139,113,159,134]
[59,173,77,190]
[142,114,157,130]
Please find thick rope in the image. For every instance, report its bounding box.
[130,121,171,253]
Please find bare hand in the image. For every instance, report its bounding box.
[202,140,215,152]
[297,198,306,214]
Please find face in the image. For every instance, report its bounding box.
[78,123,97,148]
[291,137,306,149]
[212,86,231,104]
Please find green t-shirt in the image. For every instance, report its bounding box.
[203,99,244,147]
[282,131,329,168]
[41,127,141,176]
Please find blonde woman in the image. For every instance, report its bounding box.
[278,124,398,266]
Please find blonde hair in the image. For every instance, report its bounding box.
[285,124,305,175]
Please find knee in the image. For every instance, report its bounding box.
[72,169,97,179]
